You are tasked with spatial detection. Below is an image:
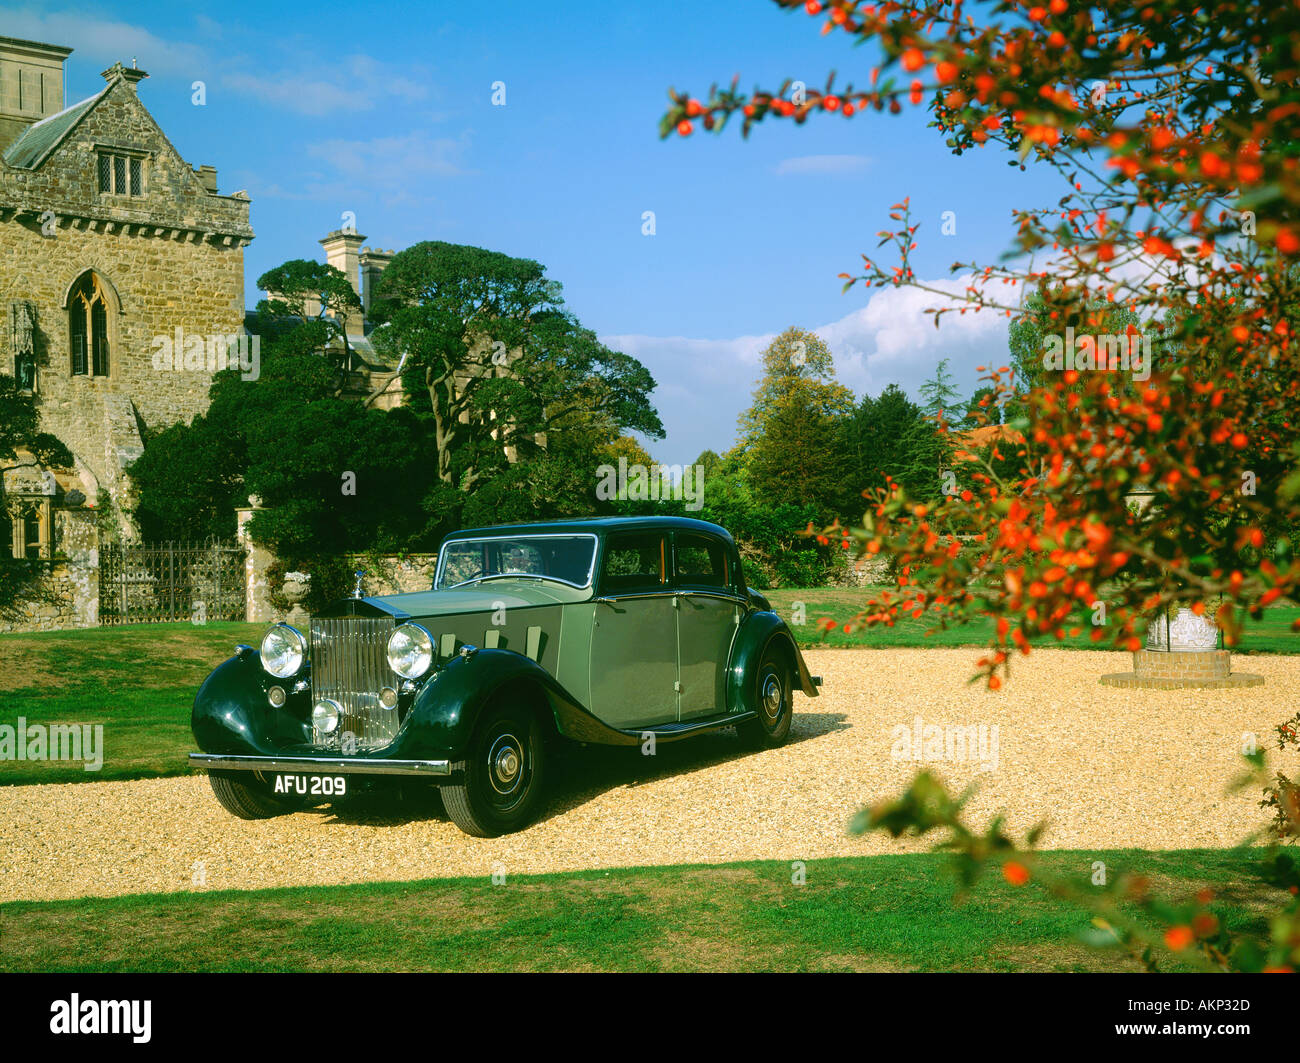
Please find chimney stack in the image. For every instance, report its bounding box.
[321,229,367,300]
[359,247,395,316]
[194,164,217,193]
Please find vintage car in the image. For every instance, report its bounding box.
[190,516,821,836]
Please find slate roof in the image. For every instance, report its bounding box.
[3,88,105,169]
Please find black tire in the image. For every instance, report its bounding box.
[737,646,794,750]
[208,770,305,820]
[442,701,547,837]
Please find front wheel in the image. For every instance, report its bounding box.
[207,770,306,819]
[737,647,794,750]
[442,703,547,837]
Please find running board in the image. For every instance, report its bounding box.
[618,711,757,743]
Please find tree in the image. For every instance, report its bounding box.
[370,241,663,492]
[600,434,657,470]
[255,260,364,374]
[747,387,845,514]
[839,383,923,509]
[1006,291,1140,422]
[663,0,1300,966]
[962,386,1001,427]
[737,327,854,517]
[0,374,72,617]
[692,448,723,480]
[130,418,247,541]
[738,327,853,449]
[917,357,960,423]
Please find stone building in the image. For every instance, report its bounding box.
[0,37,253,550]
[324,228,402,409]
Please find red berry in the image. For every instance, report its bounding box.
[676,120,693,137]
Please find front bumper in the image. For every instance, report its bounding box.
[189,753,452,777]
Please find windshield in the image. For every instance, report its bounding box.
[435,534,598,590]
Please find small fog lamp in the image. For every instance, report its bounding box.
[312,699,342,735]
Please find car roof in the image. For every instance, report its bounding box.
[444,515,735,544]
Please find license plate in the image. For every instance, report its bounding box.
[272,773,347,797]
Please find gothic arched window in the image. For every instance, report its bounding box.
[68,271,111,377]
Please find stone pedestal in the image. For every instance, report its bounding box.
[1100,650,1263,689]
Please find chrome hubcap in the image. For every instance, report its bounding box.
[488,734,524,795]
[762,674,783,721]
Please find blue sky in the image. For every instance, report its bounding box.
[6,0,1064,465]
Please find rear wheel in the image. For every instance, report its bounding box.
[442,702,547,837]
[737,646,794,749]
[207,770,305,820]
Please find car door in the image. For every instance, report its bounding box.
[587,529,679,729]
[673,531,743,720]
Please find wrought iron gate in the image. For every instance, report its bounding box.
[99,539,245,625]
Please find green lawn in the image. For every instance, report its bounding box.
[0,849,1282,973]
[0,621,264,786]
[765,587,1300,653]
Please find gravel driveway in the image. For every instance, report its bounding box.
[1,648,1293,903]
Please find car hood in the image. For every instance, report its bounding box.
[360,580,591,619]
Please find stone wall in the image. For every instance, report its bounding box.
[829,550,892,587]
[237,541,441,626]
[343,554,438,596]
[0,505,98,633]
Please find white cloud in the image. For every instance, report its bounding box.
[296,132,472,206]
[222,54,430,116]
[603,274,1014,467]
[774,153,872,176]
[0,8,207,76]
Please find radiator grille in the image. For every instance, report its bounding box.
[309,616,398,750]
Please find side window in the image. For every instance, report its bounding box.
[674,534,733,592]
[599,532,667,595]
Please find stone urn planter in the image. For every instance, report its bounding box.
[281,571,311,627]
[1101,607,1263,689]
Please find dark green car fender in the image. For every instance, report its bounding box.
[192,648,311,756]
[403,647,640,758]
[726,610,820,714]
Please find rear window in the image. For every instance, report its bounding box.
[674,533,732,590]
